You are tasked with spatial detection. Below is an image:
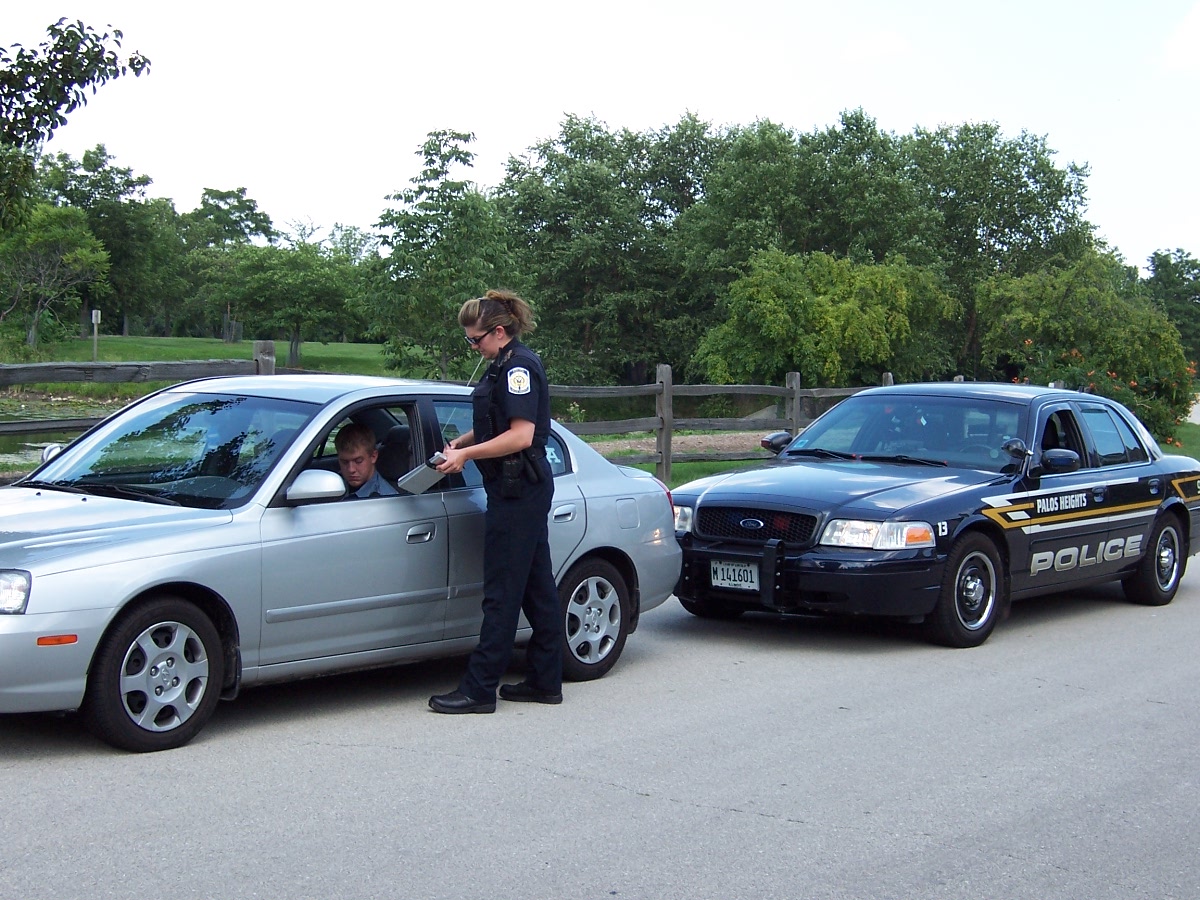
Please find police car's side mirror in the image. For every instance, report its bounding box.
[761,431,793,455]
[1040,448,1081,473]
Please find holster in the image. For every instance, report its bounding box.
[499,449,544,498]
[500,454,526,498]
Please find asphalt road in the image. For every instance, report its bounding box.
[2,581,1198,900]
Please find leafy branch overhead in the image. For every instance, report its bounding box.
[0,18,150,147]
[1,19,150,233]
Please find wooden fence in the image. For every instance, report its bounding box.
[0,346,864,482]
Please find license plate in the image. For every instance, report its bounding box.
[710,560,759,591]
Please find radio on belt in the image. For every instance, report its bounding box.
[395,452,447,494]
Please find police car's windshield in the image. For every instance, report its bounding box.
[785,394,1028,473]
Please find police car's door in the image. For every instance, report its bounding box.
[1070,400,1162,575]
[1008,404,1115,594]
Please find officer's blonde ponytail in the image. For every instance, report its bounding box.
[459,289,536,337]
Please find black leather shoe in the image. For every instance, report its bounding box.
[428,690,496,714]
[499,682,563,704]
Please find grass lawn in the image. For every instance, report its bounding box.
[13,335,391,401]
[37,335,389,372]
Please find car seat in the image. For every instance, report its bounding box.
[375,424,412,482]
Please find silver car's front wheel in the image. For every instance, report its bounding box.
[560,559,630,681]
[83,596,224,752]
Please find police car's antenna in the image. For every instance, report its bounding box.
[466,354,486,385]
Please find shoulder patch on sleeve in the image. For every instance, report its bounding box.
[507,367,532,395]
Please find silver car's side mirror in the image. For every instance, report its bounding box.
[286,469,347,503]
[40,443,64,464]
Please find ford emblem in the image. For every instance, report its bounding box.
[740,518,765,530]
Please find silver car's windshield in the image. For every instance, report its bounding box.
[786,393,1028,473]
[28,391,318,509]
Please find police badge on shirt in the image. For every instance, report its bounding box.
[507,367,532,395]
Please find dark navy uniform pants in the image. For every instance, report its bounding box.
[459,462,562,700]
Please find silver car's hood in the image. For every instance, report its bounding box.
[0,486,234,570]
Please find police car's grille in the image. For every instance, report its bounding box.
[697,506,817,545]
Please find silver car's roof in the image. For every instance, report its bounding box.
[162,374,472,405]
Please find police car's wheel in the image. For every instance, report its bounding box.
[924,533,1004,648]
[560,559,629,681]
[82,595,224,752]
[1123,514,1185,606]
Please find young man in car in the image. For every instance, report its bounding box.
[335,423,398,498]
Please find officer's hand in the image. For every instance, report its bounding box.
[437,446,466,474]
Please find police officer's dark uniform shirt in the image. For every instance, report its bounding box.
[472,339,550,470]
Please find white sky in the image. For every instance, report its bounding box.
[7,0,1200,269]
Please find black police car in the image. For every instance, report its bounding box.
[671,383,1200,647]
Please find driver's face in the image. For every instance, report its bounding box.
[337,445,378,489]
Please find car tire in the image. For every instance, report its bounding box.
[1123,514,1185,606]
[677,595,745,620]
[82,596,224,752]
[560,559,629,681]
[924,533,1005,648]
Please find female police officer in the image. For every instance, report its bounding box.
[429,290,562,713]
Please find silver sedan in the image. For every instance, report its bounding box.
[0,375,681,751]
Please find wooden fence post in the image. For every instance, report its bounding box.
[254,341,276,375]
[786,371,802,433]
[656,364,673,485]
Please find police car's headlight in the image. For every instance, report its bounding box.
[0,570,31,614]
[673,505,694,534]
[821,520,936,550]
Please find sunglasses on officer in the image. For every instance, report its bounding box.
[464,325,497,347]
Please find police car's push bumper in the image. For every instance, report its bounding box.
[675,537,945,618]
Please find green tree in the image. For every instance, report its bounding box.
[500,114,722,383]
[1145,249,1200,363]
[0,202,109,347]
[693,249,957,387]
[195,241,356,366]
[364,130,513,379]
[0,18,149,232]
[906,122,1093,372]
[978,250,1191,439]
[38,144,177,336]
[180,187,276,248]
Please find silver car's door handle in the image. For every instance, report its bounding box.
[553,504,577,523]
[406,524,435,543]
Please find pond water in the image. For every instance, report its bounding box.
[0,398,115,471]
[0,429,77,469]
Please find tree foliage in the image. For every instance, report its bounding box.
[192,240,358,365]
[363,130,513,379]
[978,250,1192,438]
[501,114,722,383]
[906,122,1093,371]
[693,249,957,387]
[38,144,168,336]
[180,187,276,248]
[0,202,109,347]
[1,19,149,232]
[1146,249,1200,364]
